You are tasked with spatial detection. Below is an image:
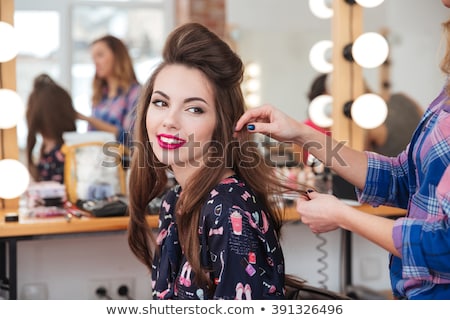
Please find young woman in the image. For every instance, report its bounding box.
[26,74,77,183]
[235,3,450,299]
[127,23,308,300]
[78,35,141,147]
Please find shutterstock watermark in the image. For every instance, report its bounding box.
[100,135,348,169]
[302,135,347,166]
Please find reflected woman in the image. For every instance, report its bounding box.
[26,74,77,184]
[78,35,141,147]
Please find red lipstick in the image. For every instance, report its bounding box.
[157,134,186,150]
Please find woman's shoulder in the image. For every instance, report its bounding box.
[203,175,260,213]
[209,175,251,197]
[163,185,181,203]
[130,82,142,91]
[42,143,64,157]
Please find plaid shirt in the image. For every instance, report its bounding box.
[357,85,450,299]
[89,82,141,146]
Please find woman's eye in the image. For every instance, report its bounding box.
[152,99,166,107]
[187,106,204,114]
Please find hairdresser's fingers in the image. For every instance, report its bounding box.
[296,196,307,213]
[244,122,280,136]
[234,104,277,132]
[297,194,309,201]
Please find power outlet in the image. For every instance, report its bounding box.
[111,277,135,300]
[87,279,112,300]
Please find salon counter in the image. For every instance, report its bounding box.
[0,203,405,237]
[0,211,158,238]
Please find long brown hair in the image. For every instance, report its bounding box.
[127,22,308,291]
[91,35,138,106]
[26,74,77,181]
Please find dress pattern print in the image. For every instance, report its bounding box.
[37,144,65,184]
[152,175,285,299]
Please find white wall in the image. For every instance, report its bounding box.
[282,223,391,294]
[227,0,330,120]
[386,0,448,106]
[17,233,152,299]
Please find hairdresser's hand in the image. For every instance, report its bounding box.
[76,112,89,121]
[297,191,348,234]
[234,104,303,142]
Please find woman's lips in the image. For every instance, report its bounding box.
[157,134,186,150]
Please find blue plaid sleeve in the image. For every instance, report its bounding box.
[356,150,411,209]
[394,140,450,281]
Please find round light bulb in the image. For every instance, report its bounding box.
[0,159,30,199]
[355,0,384,8]
[309,0,333,19]
[351,93,388,129]
[0,89,25,129]
[309,40,333,73]
[352,32,389,69]
[0,22,19,62]
[245,93,261,108]
[308,94,333,128]
[246,62,261,78]
[245,78,260,92]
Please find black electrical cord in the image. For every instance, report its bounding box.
[315,233,329,289]
[312,168,331,289]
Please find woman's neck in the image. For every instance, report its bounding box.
[171,166,195,189]
[171,166,235,189]
[106,77,119,98]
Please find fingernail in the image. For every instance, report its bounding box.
[247,124,255,131]
[307,189,314,193]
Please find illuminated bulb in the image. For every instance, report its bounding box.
[245,93,261,108]
[350,94,388,129]
[246,62,261,78]
[0,159,30,199]
[309,0,333,19]
[355,0,384,8]
[0,22,19,62]
[245,78,260,92]
[352,32,389,68]
[308,94,333,128]
[0,89,25,129]
[309,40,333,73]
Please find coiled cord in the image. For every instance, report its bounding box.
[315,233,329,289]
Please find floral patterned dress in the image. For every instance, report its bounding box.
[152,175,286,300]
[37,144,65,184]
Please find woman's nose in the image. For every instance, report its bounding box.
[161,108,179,129]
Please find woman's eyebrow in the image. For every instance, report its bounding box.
[184,97,208,104]
[153,90,169,99]
[153,90,208,105]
